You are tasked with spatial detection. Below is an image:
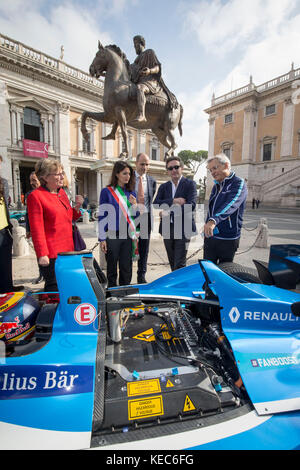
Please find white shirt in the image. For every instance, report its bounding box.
[171,176,183,198]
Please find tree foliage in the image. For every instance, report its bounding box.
[178,150,208,177]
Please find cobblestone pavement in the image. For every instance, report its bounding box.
[12,206,300,290]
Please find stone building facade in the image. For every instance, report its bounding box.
[0,34,168,206]
[205,69,300,207]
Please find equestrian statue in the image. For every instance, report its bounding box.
[81,35,183,160]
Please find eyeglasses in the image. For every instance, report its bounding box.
[167,165,180,171]
[48,172,65,178]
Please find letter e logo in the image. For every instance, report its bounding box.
[74,303,97,325]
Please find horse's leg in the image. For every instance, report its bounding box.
[115,107,128,159]
[81,111,109,141]
[152,128,173,159]
[102,121,119,140]
[165,128,177,156]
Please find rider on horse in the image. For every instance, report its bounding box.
[130,35,178,123]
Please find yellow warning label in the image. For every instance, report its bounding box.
[132,328,155,342]
[127,379,161,397]
[128,395,164,420]
[183,395,196,412]
[166,379,174,388]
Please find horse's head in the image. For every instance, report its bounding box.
[89,41,108,78]
[89,41,130,81]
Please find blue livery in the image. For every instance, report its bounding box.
[0,245,299,450]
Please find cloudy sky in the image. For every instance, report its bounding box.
[1,0,300,155]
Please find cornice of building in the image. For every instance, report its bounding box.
[205,67,300,114]
[0,33,104,98]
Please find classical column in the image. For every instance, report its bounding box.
[138,130,146,154]
[281,97,294,157]
[208,116,215,157]
[40,113,49,144]
[242,104,257,162]
[48,115,54,151]
[57,101,70,169]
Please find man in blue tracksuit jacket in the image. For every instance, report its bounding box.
[203,153,248,264]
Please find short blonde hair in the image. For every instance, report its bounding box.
[35,159,63,184]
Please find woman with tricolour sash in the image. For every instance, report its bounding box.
[98,161,139,288]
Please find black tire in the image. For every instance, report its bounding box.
[218,262,261,283]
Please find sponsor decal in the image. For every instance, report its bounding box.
[0,365,94,399]
[228,307,299,324]
[74,303,97,325]
[251,355,299,369]
[0,317,20,336]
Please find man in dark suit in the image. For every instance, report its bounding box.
[135,152,157,283]
[154,156,197,271]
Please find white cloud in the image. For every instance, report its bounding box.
[212,11,300,96]
[0,1,127,71]
[177,83,213,152]
[184,0,297,56]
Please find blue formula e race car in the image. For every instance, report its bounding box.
[0,244,299,450]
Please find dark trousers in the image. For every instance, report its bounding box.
[137,214,151,278]
[106,236,133,288]
[0,227,13,293]
[39,258,58,292]
[203,237,240,264]
[163,226,190,271]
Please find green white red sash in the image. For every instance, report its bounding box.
[107,185,139,260]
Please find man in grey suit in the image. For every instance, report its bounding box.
[135,153,157,283]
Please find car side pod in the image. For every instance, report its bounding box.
[54,251,101,333]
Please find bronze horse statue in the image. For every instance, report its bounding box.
[81,41,183,159]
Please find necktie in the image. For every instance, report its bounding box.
[138,176,145,205]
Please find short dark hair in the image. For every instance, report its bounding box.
[165,156,183,169]
[109,161,135,192]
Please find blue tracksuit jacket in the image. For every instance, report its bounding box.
[206,172,248,240]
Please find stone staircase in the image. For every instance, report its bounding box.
[261,165,300,206]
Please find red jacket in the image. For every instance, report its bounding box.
[27,187,81,259]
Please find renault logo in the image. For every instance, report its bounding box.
[229,307,240,323]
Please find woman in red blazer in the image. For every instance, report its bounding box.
[27,159,83,292]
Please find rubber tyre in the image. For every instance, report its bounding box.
[218,262,261,283]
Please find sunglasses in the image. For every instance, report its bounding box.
[167,165,180,171]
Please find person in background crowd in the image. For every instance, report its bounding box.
[154,156,197,271]
[135,152,156,283]
[82,194,89,209]
[25,171,43,285]
[27,159,83,292]
[0,155,23,293]
[98,161,138,288]
[203,153,248,264]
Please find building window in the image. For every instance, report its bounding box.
[265,104,276,116]
[221,141,233,159]
[224,113,233,124]
[263,143,272,161]
[151,148,157,160]
[23,107,43,141]
[82,134,91,153]
[223,148,231,159]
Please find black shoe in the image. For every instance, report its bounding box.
[33,276,44,285]
[137,276,147,284]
